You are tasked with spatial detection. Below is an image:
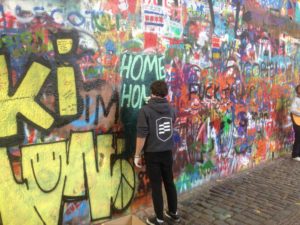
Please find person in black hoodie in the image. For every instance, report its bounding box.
[134,80,180,225]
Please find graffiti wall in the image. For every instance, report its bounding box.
[0,0,298,224]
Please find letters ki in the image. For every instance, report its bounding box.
[0,31,135,225]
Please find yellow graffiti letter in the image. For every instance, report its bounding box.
[0,55,53,139]
[57,67,77,116]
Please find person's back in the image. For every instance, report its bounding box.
[138,97,176,153]
[134,80,180,225]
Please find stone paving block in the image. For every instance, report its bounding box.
[231,207,243,213]
[192,203,207,212]
[209,199,220,205]
[242,218,263,225]
[213,220,229,225]
[232,214,258,225]
[218,204,233,211]
[180,211,190,220]
[241,210,267,224]
[211,206,228,214]
[133,156,300,225]
[197,212,216,223]
[213,212,232,221]
[209,190,232,200]
[203,208,215,215]
[269,204,286,211]
[190,209,202,218]
[197,214,216,225]
[251,212,271,220]
[189,218,207,225]
[198,200,215,209]
[264,220,278,225]
[225,218,239,225]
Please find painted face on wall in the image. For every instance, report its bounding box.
[191,96,201,115]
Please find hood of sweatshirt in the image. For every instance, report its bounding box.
[148,97,171,114]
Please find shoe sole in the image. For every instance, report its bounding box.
[146,219,155,225]
[164,212,180,223]
[146,218,163,225]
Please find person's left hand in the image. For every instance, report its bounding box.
[134,155,142,168]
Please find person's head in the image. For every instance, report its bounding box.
[296,85,300,96]
[150,80,168,98]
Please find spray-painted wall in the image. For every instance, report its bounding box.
[0,0,298,224]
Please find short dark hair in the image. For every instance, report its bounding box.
[150,80,168,98]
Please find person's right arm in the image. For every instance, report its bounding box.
[135,108,148,168]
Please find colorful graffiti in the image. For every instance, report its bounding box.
[0,133,135,224]
[0,0,298,224]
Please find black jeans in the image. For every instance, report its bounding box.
[292,123,300,158]
[144,151,177,220]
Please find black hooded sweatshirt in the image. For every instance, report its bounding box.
[136,97,176,153]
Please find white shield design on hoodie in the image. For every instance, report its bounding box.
[156,117,173,142]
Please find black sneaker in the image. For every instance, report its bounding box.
[146,216,164,225]
[165,210,181,223]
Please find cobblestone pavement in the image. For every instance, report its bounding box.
[134,154,300,225]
